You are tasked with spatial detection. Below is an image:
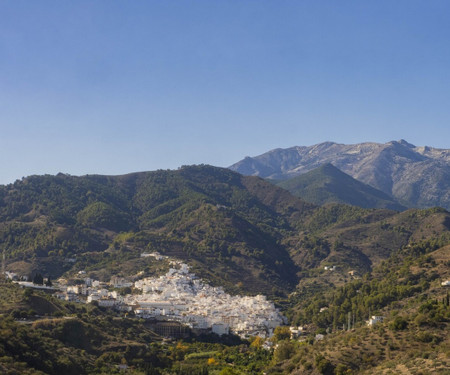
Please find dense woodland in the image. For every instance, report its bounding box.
[0,165,449,374]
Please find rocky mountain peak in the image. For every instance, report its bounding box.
[229,140,450,210]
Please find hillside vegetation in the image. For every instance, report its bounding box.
[0,237,448,374]
[265,238,450,375]
[1,166,449,298]
[276,163,405,211]
[0,166,313,295]
[0,166,449,374]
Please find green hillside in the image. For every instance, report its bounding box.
[276,163,406,211]
[264,238,450,375]
[0,166,449,374]
[0,166,315,296]
[1,166,449,298]
[0,281,215,375]
[1,238,448,374]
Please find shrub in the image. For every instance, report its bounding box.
[272,326,291,342]
[315,355,334,375]
[415,332,433,343]
[274,341,296,362]
[334,363,349,375]
[389,316,408,331]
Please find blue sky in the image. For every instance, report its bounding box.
[1,1,449,184]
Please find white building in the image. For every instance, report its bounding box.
[212,323,230,336]
[141,252,166,260]
[98,298,117,308]
[110,276,133,288]
[87,294,101,303]
[289,326,304,339]
[65,292,78,302]
[367,315,384,326]
[5,271,18,280]
[83,261,285,338]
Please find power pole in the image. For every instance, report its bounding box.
[347,312,351,331]
[1,249,5,282]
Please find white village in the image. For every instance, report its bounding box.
[10,252,286,339]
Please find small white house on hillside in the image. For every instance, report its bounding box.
[367,315,384,326]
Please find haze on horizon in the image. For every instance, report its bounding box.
[1,1,450,185]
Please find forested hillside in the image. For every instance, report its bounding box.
[265,238,450,375]
[0,166,449,374]
[0,166,313,295]
[1,165,449,297]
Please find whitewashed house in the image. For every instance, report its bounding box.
[367,315,384,326]
[212,323,229,336]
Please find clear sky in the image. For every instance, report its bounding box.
[1,1,449,185]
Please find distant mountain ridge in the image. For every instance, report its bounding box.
[276,163,406,210]
[229,140,450,210]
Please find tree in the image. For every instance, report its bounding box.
[45,276,52,287]
[250,336,264,349]
[273,326,291,342]
[144,364,162,375]
[273,341,296,362]
[389,316,408,331]
[219,368,240,375]
[207,357,218,365]
[315,355,334,375]
[33,273,43,285]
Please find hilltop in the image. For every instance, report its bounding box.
[0,165,313,296]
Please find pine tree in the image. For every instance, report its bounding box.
[33,273,43,285]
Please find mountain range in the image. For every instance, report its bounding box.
[229,140,450,210]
